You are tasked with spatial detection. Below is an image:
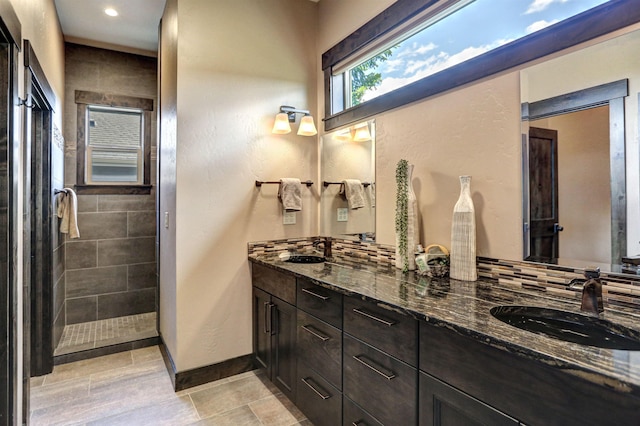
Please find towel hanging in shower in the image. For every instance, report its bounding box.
[56,187,80,239]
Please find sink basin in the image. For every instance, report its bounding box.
[283,255,326,264]
[490,305,640,350]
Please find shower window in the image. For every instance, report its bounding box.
[75,90,153,194]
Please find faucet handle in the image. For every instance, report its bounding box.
[584,267,600,279]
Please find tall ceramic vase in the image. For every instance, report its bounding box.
[396,164,419,271]
[450,175,477,281]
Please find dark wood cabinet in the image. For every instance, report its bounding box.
[343,396,384,426]
[296,309,342,389]
[297,277,342,328]
[252,264,298,403]
[343,334,417,425]
[297,360,342,426]
[419,372,518,426]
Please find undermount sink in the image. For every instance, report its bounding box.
[283,254,326,264]
[490,305,640,350]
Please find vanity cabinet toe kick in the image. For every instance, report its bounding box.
[251,260,640,426]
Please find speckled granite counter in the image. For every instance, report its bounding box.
[249,254,640,396]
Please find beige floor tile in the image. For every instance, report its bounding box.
[30,377,91,411]
[249,393,306,425]
[176,376,231,397]
[30,376,46,388]
[43,351,133,385]
[131,345,163,364]
[86,395,198,426]
[189,374,279,418]
[191,405,262,425]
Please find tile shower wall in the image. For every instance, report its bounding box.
[53,126,66,346]
[63,43,157,324]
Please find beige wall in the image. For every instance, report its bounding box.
[161,0,318,372]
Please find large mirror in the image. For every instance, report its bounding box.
[321,120,375,241]
[521,27,640,273]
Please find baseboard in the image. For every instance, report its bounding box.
[159,337,255,392]
[54,336,160,365]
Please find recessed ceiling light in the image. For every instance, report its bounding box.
[104,8,118,17]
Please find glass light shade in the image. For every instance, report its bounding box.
[352,123,371,141]
[272,113,292,134]
[297,115,317,136]
[334,129,351,141]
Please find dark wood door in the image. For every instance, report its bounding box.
[528,127,560,259]
[253,287,272,377]
[272,297,297,403]
[419,372,518,426]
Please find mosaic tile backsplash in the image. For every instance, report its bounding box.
[248,237,640,310]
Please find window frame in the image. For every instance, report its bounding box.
[322,0,640,131]
[75,90,153,194]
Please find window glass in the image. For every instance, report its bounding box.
[87,106,143,184]
[341,0,610,110]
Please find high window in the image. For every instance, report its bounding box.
[75,90,153,194]
[323,0,633,130]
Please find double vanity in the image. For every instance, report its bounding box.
[250,251,640,426]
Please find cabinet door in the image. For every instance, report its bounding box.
[273,297,297,403]
[344,335,416,425]
[253,287,273,376]
[297,309,342,389]
[297,360,342,426]
[419,372,518,426]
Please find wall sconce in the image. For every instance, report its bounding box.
[352,122,372,142]
[271,105,317,136]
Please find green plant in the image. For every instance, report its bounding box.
[395,159,409,272]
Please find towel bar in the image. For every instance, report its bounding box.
[255,180,314,187]
[54,188,68,195]
[323,181,372,188]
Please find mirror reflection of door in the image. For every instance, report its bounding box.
[528,127,559,259]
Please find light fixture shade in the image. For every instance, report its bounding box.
[352,123,371,141]
[272,113,292,134]
[297,115,317,136]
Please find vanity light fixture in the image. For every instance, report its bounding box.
[104,8,118,17]
[352,122,372,142]
[271,105,317,136]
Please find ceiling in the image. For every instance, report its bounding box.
[54,0,167,53]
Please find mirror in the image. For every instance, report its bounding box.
[321,120,376,242]
[520,27,640,272]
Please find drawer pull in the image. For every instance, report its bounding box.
[352,355,396,380]
[302,287,330,301]
[301,325,330,342]
[301,377,332,400]
[352,308,396,326]
[352,421,369,426]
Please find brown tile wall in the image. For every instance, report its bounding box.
[62,44,158,324]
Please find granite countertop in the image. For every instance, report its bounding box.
[249,253,640,395]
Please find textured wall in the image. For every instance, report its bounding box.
[63,44,158,324]
[161,0,318,372]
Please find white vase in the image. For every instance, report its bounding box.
[396,164,419,271]
[450,175,477,281]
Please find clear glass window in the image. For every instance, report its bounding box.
[335,0,610,112]
[86,106,144,184]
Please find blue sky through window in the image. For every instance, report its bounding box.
[354,0,610,103]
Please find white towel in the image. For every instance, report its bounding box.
[341,179,365,210]
[278,178,302,211]
[369,182,375,208]
[56,188,80,239]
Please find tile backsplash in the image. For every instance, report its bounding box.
[249,237,640,310]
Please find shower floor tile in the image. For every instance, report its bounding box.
[54,312,157,356]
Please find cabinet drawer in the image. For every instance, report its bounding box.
[343,396,384,426]
[297,361,342,426]
[297,309,342,389]
[297,278,342,328]
[343,335,416,426]
[252,263,296,305]
[344,296,417,366]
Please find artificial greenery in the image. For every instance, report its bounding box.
[395,159,409,273]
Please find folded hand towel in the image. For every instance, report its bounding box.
[369,182,376,208]
[278,178,302,211]
[341,179,365,210]
[57,188,80,239]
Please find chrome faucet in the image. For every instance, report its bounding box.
[568,268,604,315]
[312,237,332,258]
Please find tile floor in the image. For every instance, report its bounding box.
[54,313,158,356]
[30,346,310,425]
